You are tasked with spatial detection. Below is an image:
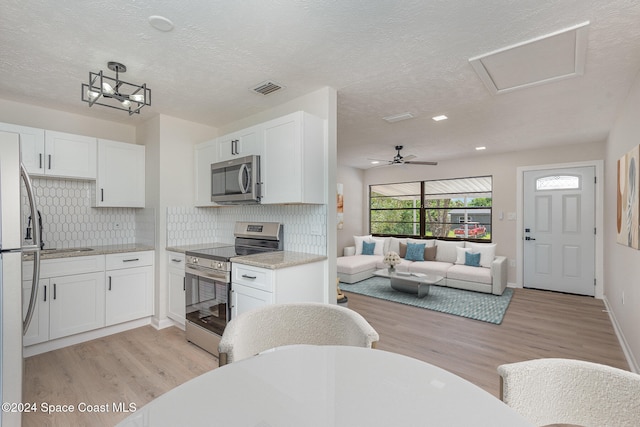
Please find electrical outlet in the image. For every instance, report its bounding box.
[509,259,516,268]
[310,225,322,235]
[114,223,121,229]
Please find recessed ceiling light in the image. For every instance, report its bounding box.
[371,160,380,164]
[148,15,174,32]
[383,112,414,123]
[432,115,448,121]
[476,146,486,151]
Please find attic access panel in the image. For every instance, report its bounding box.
[469,21,589,95]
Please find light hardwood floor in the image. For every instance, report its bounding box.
[23,287,628,426]
[23,326,217,427]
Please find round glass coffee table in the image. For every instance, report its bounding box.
[373,269,444,298]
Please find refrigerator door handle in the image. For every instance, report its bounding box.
[21,162,41,335]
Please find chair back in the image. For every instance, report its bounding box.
[498,358,640,426]
[218,302,379,366]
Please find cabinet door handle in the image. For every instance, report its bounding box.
[53,283,56,300]
[241,274,257,279]
[48,154,52,170]
[39,153,43,169]
[183,277,185,291]
[108,276,112,291]
[171,258,182,263]
[43,285,47,302]
[101,188,104,202]
[123,258,139,263]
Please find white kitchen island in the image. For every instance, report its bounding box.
[117,345,533,427]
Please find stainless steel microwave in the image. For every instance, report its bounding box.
[211,155,261,204]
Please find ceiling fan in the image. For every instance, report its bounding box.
[370,145,438,167]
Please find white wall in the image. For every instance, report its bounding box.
[337,165,364,253]
[0,98,135,143]
[604,69,640,372]
[138,114,218,326]
[339,140,605,285]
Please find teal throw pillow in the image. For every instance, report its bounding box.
[405,243,426,261]
[465,251,481,267]
[362,241,376,255]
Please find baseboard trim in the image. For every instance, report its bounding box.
[603,296,639,373]
[23,317,152,358]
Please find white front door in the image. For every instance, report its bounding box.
[523,167,596,296]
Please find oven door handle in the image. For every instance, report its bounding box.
[185,265,229,281]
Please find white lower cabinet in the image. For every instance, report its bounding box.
[22,251,154,350]
[49,272,105,340]
[22,279,49,346]
[167,252,186,325]
[105,252,154,326]
[231,260,324,318]
[231,283,273,318]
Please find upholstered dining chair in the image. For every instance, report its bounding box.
[218,302,379,366]
[498,358,640,427]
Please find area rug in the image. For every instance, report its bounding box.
[340,277,513,324]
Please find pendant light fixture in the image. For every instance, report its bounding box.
[81,61,151,115]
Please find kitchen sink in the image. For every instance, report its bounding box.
[41,247,94,254]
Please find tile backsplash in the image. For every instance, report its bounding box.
[22,178,325,255]
[167,204,327,255]
[21,178,155,249]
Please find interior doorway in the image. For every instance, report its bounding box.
[517,161,603,297]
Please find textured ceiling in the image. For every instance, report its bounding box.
[1,0,640,169]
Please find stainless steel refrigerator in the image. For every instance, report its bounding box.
[0,131,41,427]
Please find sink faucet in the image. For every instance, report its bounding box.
[26,210,45,250]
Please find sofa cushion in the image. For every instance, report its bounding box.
[400,242,437,261]
[465,251,481,267]
[455,246,472,264]
[446,265,492,285]
[336,255,381,275]
[388,237,407,255]
[465,242,497,268]
[405,243,426,261]
[362,241,375,255]
[424,245,437,261]
[436,240,465,263]
[354,235,372,255]
[372,237,386,255]
[408,238,436,248]
[408,260,453,277]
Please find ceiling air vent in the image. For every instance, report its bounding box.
[251,80,284,96]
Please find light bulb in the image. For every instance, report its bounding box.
[87,90,100,100]
[121,99,132,108]
[102,82,114,95]
[130,93,144,103]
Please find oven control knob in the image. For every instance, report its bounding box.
[216,262,223,269]
[192,257,198,264]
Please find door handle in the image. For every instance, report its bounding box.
[43,285,47,302]
[108,276,112,291]
[53,283,57,300]
[525,236,536,241]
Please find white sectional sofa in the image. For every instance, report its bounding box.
[337,236,508,295]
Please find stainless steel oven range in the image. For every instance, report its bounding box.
[184,221,283,357]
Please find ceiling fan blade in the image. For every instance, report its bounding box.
[403,154,416,161]
[404,160,438,166]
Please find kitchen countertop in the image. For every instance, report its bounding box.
[231,251,327,269]
[166,242,234,254]
[23,243,155,260]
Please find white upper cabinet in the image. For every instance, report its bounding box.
[260,111,326,204]
[218,126,260,162]
[96,139,145,207]
[0,122,45,173]
[194,139,218,207]
[43,130,97,179]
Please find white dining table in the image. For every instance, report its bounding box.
[117,345,533,427]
